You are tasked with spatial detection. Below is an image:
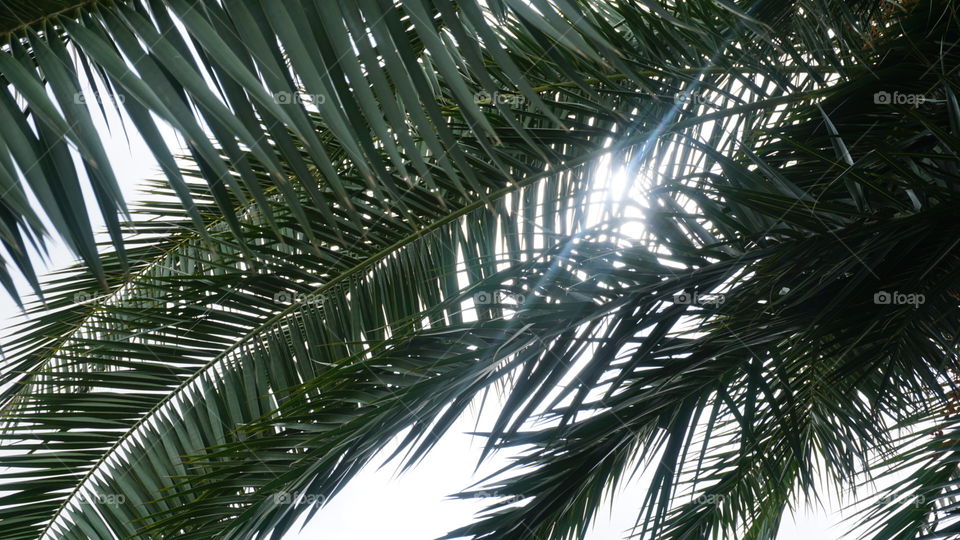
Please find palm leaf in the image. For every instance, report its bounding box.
[4,1,960,540]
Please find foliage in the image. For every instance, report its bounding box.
[1,1,959,539]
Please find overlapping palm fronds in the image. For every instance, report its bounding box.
[3,1,960,539]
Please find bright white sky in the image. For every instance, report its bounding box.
[0,95,861,539]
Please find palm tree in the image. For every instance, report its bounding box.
[1,0,958,538]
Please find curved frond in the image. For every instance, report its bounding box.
[3,2,960,540]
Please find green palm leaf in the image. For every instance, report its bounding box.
[3,1,960,540]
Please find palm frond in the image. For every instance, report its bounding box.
[4,1,960,540]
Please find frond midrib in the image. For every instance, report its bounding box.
[34,149,593,537]
[0,0,106,37]
[0,181,257,422]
